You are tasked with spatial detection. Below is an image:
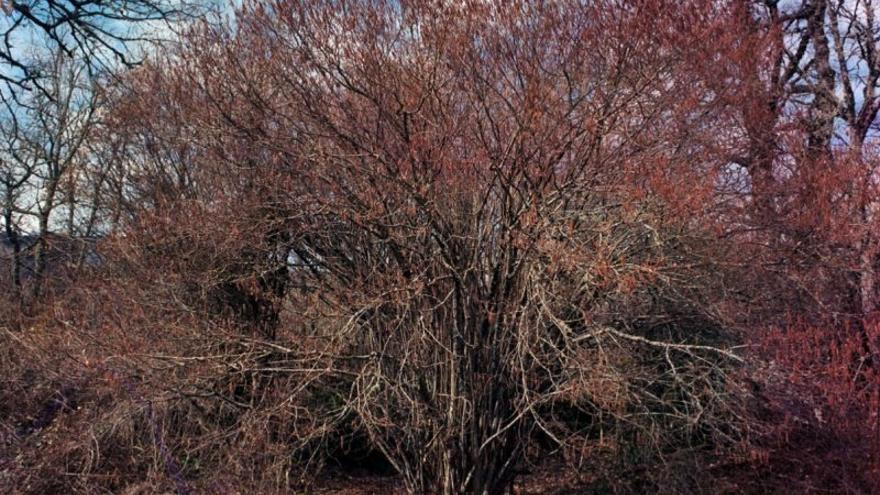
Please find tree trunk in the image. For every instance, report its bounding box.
[859,201,879,317]
[3,206,22,294]
[31,174,60,299]
[31,209,52,299]
[806,0,837,158]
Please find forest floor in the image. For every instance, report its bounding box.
[308,465,592,495]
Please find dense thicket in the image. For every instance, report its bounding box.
[2,1,879,494]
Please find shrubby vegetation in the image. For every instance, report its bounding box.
[2,1,880,494]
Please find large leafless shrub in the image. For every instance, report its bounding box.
[13,1,880,494]
[58,1,760,493]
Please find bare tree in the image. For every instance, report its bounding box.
[0,47,101,297]
[742,0,880,319]
[0,0,199,98]
[0,114,33,294]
